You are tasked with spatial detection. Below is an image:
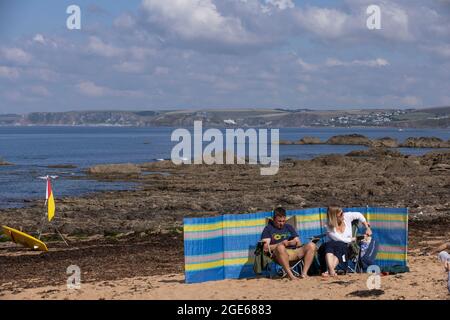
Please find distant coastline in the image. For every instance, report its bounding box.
[1,106,449,128]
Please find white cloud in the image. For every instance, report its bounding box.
[224,66,240,75]
[429,44,450,58]
[77,81,144,98]
[401,95,422,107]
[114,13,136,29]
[439,95,450,105]
[291,1,416,43]
[113,61,145,73]
[33,34,46,44]
[344,0,414,42]
[325,58,389,67]
[77,81,106,97]
[3,90,37,103]
[297,58,317,71]
[141,0,259,47]
[30,85,51,97]
[1,47,32,64]
[297,84,308,93]
[377,94,423,108]
[129,47,155,60]
[0,66,20,79]
[26,68,59,82]
[294,7,351,39]
[87,36,124,58]
[153,66,170,75]
[377,2,413,42]
[31,34,58,48]
[214,79,239,91]
[265,0,295,10]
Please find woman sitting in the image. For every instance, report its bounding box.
[320,206,372,277]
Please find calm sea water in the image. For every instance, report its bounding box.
[0,126,449,209]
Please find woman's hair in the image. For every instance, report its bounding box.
[327,206,343,229]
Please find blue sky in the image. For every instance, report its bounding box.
[1,0,450,113]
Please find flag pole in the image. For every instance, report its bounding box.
[38,175,69,246]
[37,175,49,240]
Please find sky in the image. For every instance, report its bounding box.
[0,0,450,113]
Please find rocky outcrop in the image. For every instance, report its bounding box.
[86,163,141,177]
[372,137,399,148]
[420,150,450,173]
[297,137,323,145]
[326,134,372,146]
[311,154,347,166]
[430,163,450,172]
[346,148,403,158]
[400,137,449,148]
[278,135,449,149]
[47,164,78,169]
[279,140,295,145]
[420,150,450,165]
[0,157,12,166]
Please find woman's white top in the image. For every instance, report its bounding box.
[327,211,367,244]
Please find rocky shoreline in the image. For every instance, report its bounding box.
[0,149,449,238]
[280,134,450,148]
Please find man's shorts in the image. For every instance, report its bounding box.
[286,246,304,261]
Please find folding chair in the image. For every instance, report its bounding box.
[337,221,369,274]
[256,215,305,279]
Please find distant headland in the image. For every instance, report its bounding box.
[0,106,449,128]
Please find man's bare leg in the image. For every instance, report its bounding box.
[296,243,316,277]
[273,244,297,281]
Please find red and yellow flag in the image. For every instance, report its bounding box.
[46,178,55,221]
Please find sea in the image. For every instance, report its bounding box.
[0,126,449,209]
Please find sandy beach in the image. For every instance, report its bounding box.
[1,150,449,300]
[1,250,449,300]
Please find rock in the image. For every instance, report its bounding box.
[326,134,372,146]
[430,163,450,172]
[277,194,306,205]
[400,137,449,148]
[420,150,450,166]
[278,140,294,145]
[86,163,141,176]
[371,137,399,148]
[297,137,323,145]
[346,148,403,158]
[47,164,78,169]
[312,154,347,166]
[0,157,13,166]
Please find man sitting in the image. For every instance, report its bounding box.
[261,207,317,280]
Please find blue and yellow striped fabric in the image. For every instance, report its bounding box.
[184,207,408,283]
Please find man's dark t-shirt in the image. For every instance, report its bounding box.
[261,221,299,249]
